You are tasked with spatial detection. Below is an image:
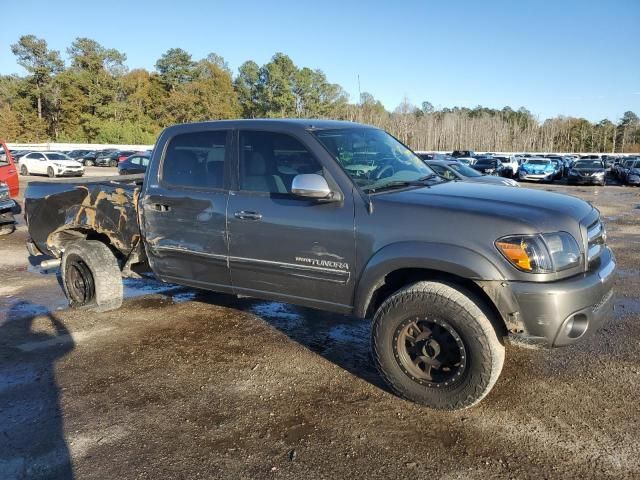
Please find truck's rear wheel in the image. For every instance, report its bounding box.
[61,240,123,312]
[372,281,504,410]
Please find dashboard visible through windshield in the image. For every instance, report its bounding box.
[312,128,437,192]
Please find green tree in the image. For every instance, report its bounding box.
[234,60,261,117]
[10,35,64,120]
[259,53,297,117]
[155,48,195,91]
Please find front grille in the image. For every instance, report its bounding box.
[586,219,606,265]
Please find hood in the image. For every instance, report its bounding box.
[379,181,593,234]
[51,159,83,167]
[467,176,519,187]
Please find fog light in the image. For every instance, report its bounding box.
[564,314,589,339]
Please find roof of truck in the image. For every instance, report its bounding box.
[167,118,373,130]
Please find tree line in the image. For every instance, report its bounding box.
[1,35,639,152]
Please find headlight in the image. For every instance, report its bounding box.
[496,232,581,273]
[593,171,605,177]
[53,163,65,168]
[569,170,578,176]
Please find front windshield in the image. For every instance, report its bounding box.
[574,160,603,168]
[449,163,483,177]
[313,128,435,192]
[47,153,70,160]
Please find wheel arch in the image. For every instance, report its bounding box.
[354,242,508,332]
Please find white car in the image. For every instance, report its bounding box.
[19,151,84,178]
[495,155,520,177]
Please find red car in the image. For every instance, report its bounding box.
[0,140,19,197]
[0,140,18,235]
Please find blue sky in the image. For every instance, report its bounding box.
[2,0,639,122]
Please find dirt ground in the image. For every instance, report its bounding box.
[1,170,639,479]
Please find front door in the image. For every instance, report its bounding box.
[140,129,232,292]
[227,129,356,311]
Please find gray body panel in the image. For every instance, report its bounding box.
[24,119,616,347]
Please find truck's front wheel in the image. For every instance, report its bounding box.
[61,240,123,312]
[372,281,504,410]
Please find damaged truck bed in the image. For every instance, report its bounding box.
[25,175,145,266]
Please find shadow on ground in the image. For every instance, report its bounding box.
[169,289,384,389]
[0,302,75,480]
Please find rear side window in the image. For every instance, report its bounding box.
[162,130,228,188]
[239,131,322,194]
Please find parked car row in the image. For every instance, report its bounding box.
[421,150,640,186]
[8,147,152,178]
[10,147,151,168]
[611,156,640,185]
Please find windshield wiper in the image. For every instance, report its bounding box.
[362,174,438,193]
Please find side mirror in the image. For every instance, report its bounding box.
[291,174,333,199]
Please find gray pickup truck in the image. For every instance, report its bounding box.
[24,119,616,410]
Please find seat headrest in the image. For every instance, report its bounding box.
[247,152,267,175]
[166,149,202,184]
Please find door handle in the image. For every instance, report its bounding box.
[151,203,171,212]
[234,210,262,221]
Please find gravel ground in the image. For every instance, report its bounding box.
[0,172,639,479]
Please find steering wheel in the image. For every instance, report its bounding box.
[375,165,395,180]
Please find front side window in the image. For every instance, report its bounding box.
[313,128,434,192]
[162,130,228,188]
[239,131,322,194]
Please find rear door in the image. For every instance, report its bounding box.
[227,129,356,311]
[25,152,45,174]
[140,128,233,292]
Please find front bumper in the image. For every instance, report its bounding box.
[56,168,84,176]
[482,248,616,347]
[627,175,640,185]
[0,199,16,225]
[519,172,554,182]
[568,175,605,185]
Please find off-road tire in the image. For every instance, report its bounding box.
[0,223,15,236]
[372,281,505,410]
[47,167,55,178]
[20,164,29,176]
[61,240,123,312]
